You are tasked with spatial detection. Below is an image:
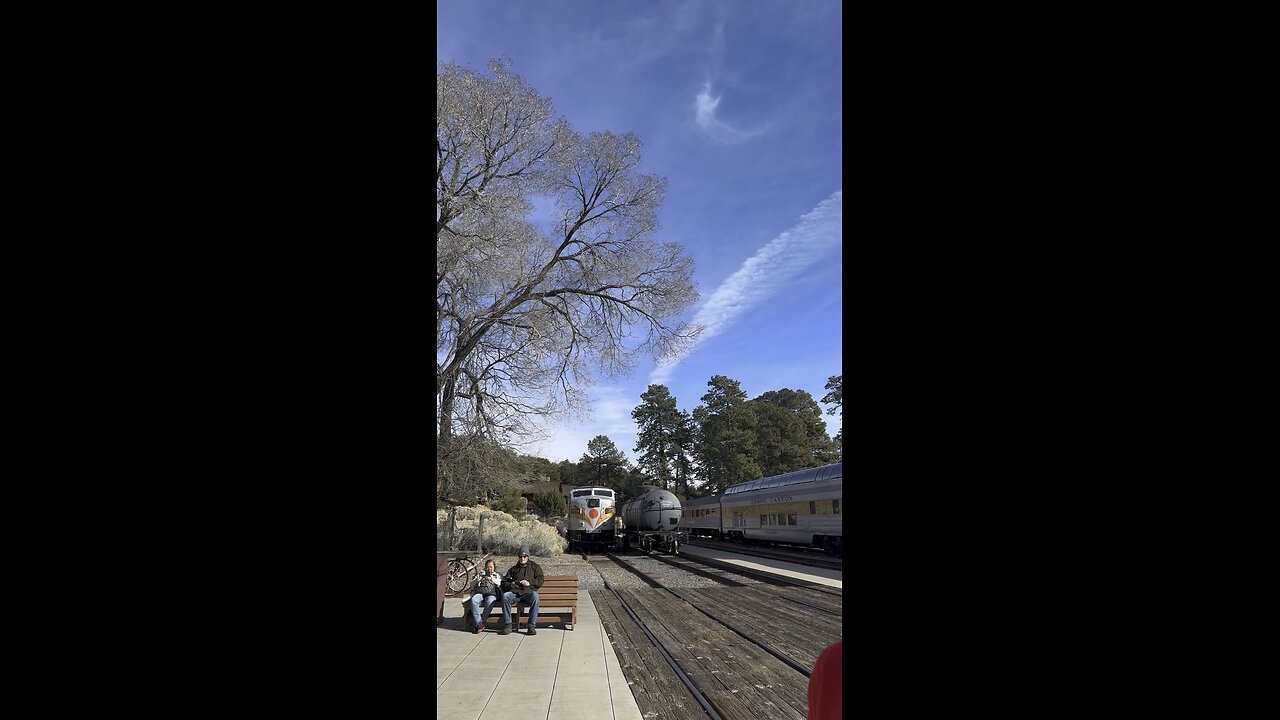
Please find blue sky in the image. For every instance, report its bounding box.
[439,0,842,465]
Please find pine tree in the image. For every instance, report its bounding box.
[577,435,630,492]
[749,388,839,476]
[632,384,681,490]
[672,409,696,499]
[692,375,761,495]
[821,374,842,460]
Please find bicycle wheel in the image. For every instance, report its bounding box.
[445,558,475,595]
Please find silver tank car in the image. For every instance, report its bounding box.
[618,487,683,531]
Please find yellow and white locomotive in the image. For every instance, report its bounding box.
[566,486,617,551]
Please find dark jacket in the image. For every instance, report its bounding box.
[502,560,544,595]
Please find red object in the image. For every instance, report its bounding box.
[436,553,449,623]
[589,508,599,519]
[807,640,842,720]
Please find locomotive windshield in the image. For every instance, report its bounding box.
[573,488,615,498]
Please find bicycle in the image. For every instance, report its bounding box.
[444,551,493,596]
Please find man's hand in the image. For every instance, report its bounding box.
[520,580,530,587]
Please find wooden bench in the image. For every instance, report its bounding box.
[461,575,579,631]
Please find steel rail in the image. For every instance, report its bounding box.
[685,538,843,570]
[604,578,724,720]
[605,551,815,678]
[644,552,749,586]
[674,551,843,596]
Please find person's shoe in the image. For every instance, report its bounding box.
[472,622,482,634]
[527,626,537,636]
[499,623,512,635]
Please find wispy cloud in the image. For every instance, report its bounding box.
[529,385,639,464]
[650,190,842,384]
[694,82,765,144]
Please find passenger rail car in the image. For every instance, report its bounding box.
[684,463,843,557]
[683,495,723,539]
[567,486,617,551]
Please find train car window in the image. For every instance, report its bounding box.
[833,499,840,514]
[788,514,797,525]
[759,515,765,526]
[588,499,600,508]
[573,489,592,497]
[809,501,816,514]
[601,490,614,498]
[669,517,677,525]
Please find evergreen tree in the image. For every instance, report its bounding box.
[631,384,681,490]
[672,409,696,499]
[557,459,580,487]
[622,466,649,501]
[692,375,761,494]
[749,388,839,476]
[821,374,843,460]
[530,490,568,520]
[577,435,630,492]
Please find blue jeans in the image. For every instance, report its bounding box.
[502,590,539,627]
[469,593,498,626]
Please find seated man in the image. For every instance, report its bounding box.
[499,545,544,635]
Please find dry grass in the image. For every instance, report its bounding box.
[437,506,568,556]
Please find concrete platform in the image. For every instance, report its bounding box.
[436,586,643,720]
[680,543,843,588]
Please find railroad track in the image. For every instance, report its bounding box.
[596,545,844,712]
[596,545,841,596]
[684,538,843,570]
[603,580,725,720]
[606,551,814,676]
[595,550,842,720]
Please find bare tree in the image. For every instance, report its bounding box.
[437,60,700,497]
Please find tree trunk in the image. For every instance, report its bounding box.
[437,370,458,498]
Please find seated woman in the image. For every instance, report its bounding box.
[467,560,502,633]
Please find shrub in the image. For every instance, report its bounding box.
[530,490,567,521]
[492,488,527,519]
[436,506,567,556]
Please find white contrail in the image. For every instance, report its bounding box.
[651,190,841,384]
